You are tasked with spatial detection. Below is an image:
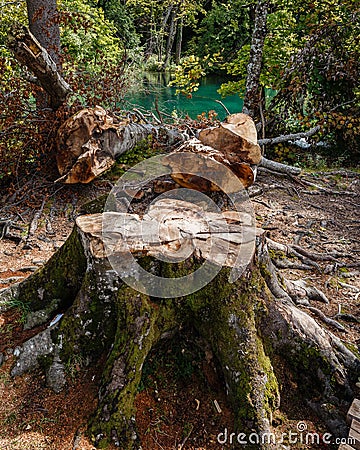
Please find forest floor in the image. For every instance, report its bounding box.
[0,163,359,450]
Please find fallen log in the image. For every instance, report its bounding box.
[55,106,186,184]
[55,108,259,187]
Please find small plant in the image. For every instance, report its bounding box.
[65,353,85,381]
[2,298,30,323]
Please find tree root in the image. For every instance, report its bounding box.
[304,306,346,332]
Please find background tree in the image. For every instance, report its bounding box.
[26,0,61,69]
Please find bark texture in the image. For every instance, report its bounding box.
[26,0,61,69]
[243,1,269,118]
[7,24,70,109]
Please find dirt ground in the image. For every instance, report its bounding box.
[0,164,359,449]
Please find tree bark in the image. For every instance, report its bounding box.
[26,0,61,70]
[243,1,269,119]
[7,24,70,109]
[163,9,178,69]
[175,16,183,64]
[1,193,358,448]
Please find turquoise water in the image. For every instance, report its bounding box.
[123,73,243,121]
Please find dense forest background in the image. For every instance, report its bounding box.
[0,0,359,187]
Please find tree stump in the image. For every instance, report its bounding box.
[1,188,359,448]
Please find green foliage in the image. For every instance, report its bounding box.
[169,53,224,96]
[59,0,123,72]
[187,0,250,59]
[169,55,206,95]
[100,0,140,49]
[0,0,137,186]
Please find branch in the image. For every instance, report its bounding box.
[7,24,71,109]
[259,157,301,175]
[258,125,320,146]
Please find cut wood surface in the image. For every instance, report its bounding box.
[55,106,185,184]
[163,138,255,190]
[198,113,262,165]
[76,198,259,269]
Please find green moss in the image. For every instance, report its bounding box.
[88,262,278,446]
[344,342,360,359]
[172,266,279,431]
[79,194,109,215]
[17,229,87,312]
[58,265,118,367]
[89,286,178,449]
[37,354,54,372]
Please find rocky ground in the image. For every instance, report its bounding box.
[0,164,359,449]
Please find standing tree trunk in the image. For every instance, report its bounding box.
[163,9,178,69]
[26,0,61,69]
[175,16,183,64]
[243,0,269,119]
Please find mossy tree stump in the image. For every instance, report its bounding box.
[0,199,359,449]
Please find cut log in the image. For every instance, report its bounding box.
[55,108,256,188]
[163,138,256,190]
[198,113,262,165]
[7,24,71,109]
[55,106,185,184]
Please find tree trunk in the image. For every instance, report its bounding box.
[7,24,70,109]
[26,0,61,70]
[243,1,269,119]
[175,16,183,64]
[163,9,178,70]
[1,193,358,449]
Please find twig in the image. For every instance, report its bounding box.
[23,198,46,247]
[215,100,230,115]
[177,425,194,450]
[154,97,164,124]
[132,108,149,123]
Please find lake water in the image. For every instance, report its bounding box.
[123,72,244,121]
